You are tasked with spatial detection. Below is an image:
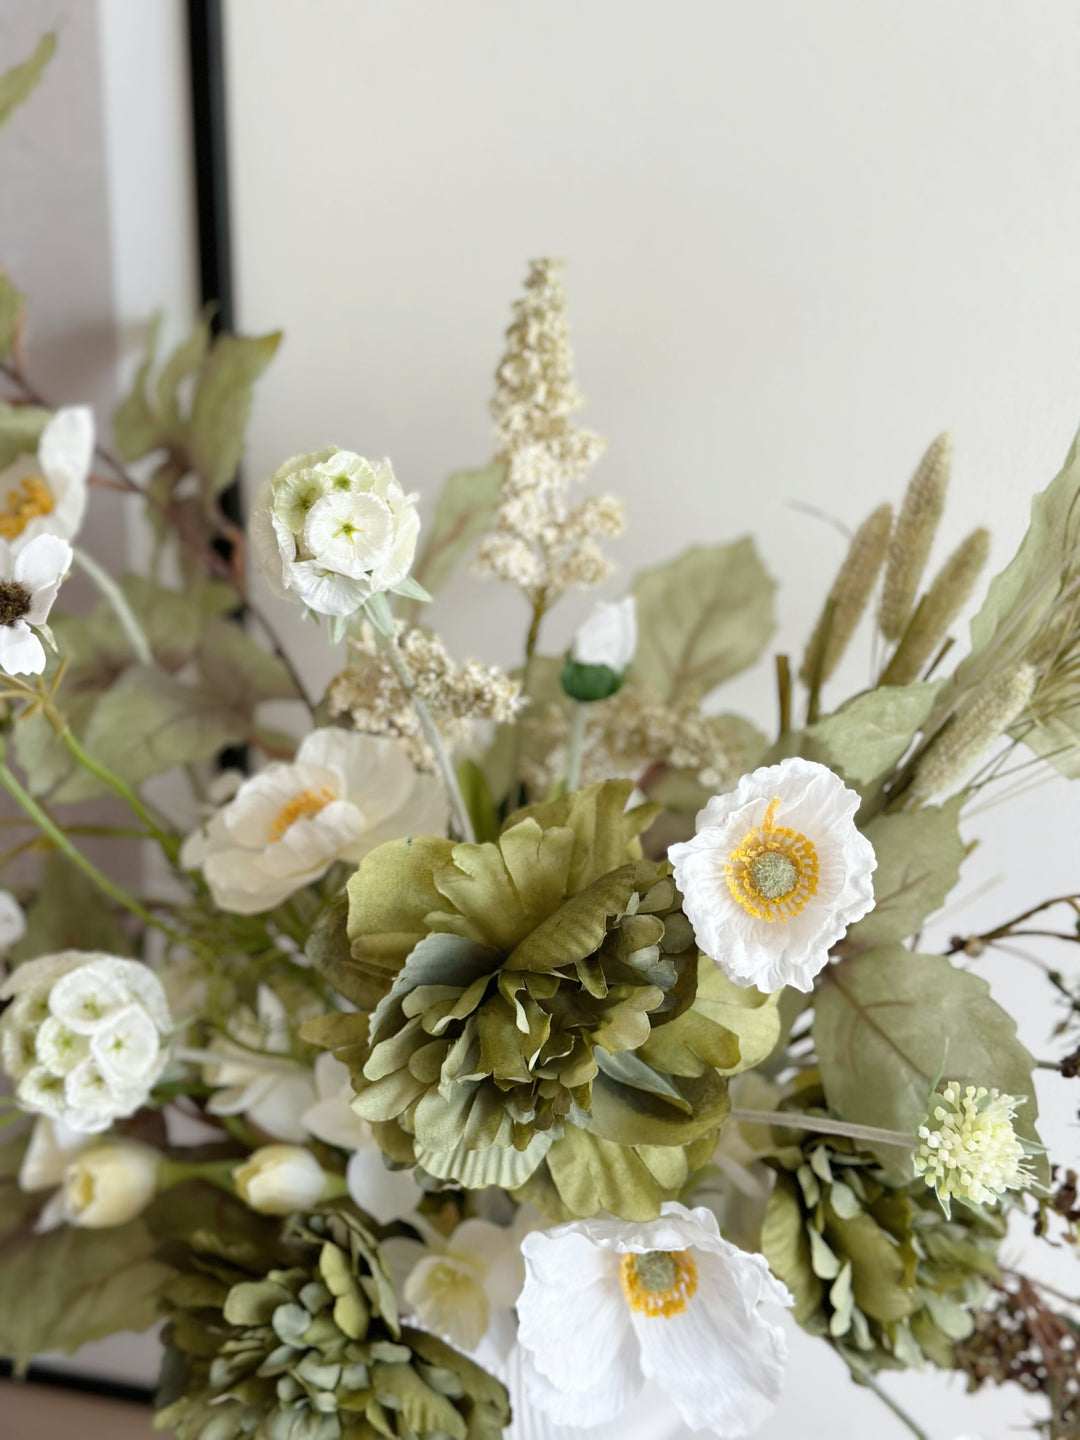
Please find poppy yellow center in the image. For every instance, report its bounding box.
[0,475,54,541]
[619,1249,698,1319]
[269,786,336,841]
[726,796,819,922]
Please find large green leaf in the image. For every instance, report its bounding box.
[844,798,966,950]
[187,331,281,495]
[631,539,775,703]
[639,957,780,1078]
[0,402,49,469]
[0,32,56,131]
[0,1136,168,1369]
[196,617,298,705]
[411,462,503,600]
[814,947,1044,1176]
[807,681,942,786]
[761,1174,824,1327]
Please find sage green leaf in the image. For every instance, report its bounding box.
[814,947,1044,1176]
[456,758,500,845]
[55,576,236,679]
[760,1174,824,1327]
[9,852,132,960]
[631,539,776,703]
[372,1361,466,1440]
[639,958,780,1078]
[844,798,965,950]
[157,310,213,428]
[187,331,281,495]
[197,617,298,704]
[112,315,163,462]
[825,1205,914,1323]
[12,688,95,796]
[410,462,503,599]
[0,32,56,130]
[807,681,942,785]
[0,402,49,469]
[544,1125,680,1221]
[0,270,22,361]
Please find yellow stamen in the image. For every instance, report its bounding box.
[269,786,336,841]
[726,797,819,923]
[0,475,54,540]
[620,1249,698,1319]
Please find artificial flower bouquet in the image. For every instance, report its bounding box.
[1,36,1078,1440]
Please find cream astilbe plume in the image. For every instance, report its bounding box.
[879,432,952,641]
[881,526,991,686]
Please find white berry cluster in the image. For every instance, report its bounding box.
[0,951,173,1133]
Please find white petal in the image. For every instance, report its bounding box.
[303,490,395,579]
[19,1116,92,1192]
[39,406,94,494]
[0,621,45,675]
[48,960,131,1034]
[249,493,295,599]
[345,1145,423,1225]
[0,889,26,950]
[222,760,340,849]
[288,560,369,616]
[246,1072,318,1142]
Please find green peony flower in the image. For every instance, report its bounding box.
[308,781,780,1222]
[761,1114,1005,1372]
[154,1204,509,1440]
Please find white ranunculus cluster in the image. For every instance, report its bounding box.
[250,448,421,618]
[0,951,173,1133]
[182,727,447,915]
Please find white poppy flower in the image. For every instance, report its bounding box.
[233,1143,327,1215]
[669,757,876,993]
[202,985,317,1142]
[181,727,448,915]
[251,449,421,617]
[0,889,26,952]
[383,1215,525,1356]
[0,952,172,1133]
[571,596,638,672]
[517,1202,792,1435]
[0,532,72,676]
[0,406,93,551]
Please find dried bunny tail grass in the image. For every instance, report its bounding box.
[881,527,991,686]
[798,503,892,690]
[879,432,952,641]
[911,662,1036,799]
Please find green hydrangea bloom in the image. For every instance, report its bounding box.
[154,1205,509,1440]
[307,782,780,1221]
[761,1113,1005,1372]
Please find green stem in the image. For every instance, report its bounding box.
[0,750,183,942]
[775,653,792,738]
[843,1358,932,1440]
[565,701,588,792]
[382,635,475,843]
[72,546,154,667]
[158,1158,238,1194]
[58,725,179,860]
[729,1108,917,1150]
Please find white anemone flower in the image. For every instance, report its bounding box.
[518,1203,791,1436]
[202,985,317,1142]
[0,533,72,676]
[669,757,876,993]
[250,449,420,617]
[181,727,447,915]
[571,596,638,673]
[0,406,93,551]
[302,1051,423,1226]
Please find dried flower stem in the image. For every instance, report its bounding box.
[729,1108,916,1149]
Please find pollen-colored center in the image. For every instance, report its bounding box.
[0,476,54,541]
[268,786,336,841]
[620,1249,698,1319]
[726,797,819,923]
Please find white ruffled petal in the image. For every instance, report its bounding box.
[345,1144,423,1225]
[0,621,46,676]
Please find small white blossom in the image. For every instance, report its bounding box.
[0,533,72,676]
[250,449,420,617]
[233,1143,327,1215]
[0,952,172,1133]
[571,596,637,673]
[36,1140,159,1231]
[914,1082,1036,1214]
[0,405,93,550]
[670,757,876,993]
[181,727,447,915]
[517,1202,791,1434]
[201,986,316,1142]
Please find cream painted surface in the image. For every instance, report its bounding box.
[224,4,1080,1436]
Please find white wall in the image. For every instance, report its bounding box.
[224,4,1080,1436]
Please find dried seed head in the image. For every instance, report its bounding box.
[881,527,991,686]
[799,504,892,689]
[880,432,952,641]
[912,662,1036,798]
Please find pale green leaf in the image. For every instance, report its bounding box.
[411,463,503,599]
[631,539,776,703]
[196,617,298,704]
[187,331,281,494]
[844,798,965,950]
[156,310,212,428]
[814,947,1044,1176]
[0,402,49,469]
[9,852,132,960]
[112,315,163,462]
[0,270,22,362]
[0,32,57,131]
[807,681,942,785]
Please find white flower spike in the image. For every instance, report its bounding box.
[670,757,876,993]
[914,1081,1036,1215]
[517,1202,792,1435]
[0,532,72,675]
[181,727,448,915]
[0,405,93,551]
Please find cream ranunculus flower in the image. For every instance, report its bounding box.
[0,406,93,550]
[0,533,72,676]
[517,1202,792,1435]
[233,1143,328,1215]
[571,596,638,672]
[37,1140,160,1231]
[250,448,421,617]
[181,727,448,915]
[669,757,876,993]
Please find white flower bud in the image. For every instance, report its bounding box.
[571,597,637,673]
[59,1141,159,1229]
[233,1144,327,1215]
